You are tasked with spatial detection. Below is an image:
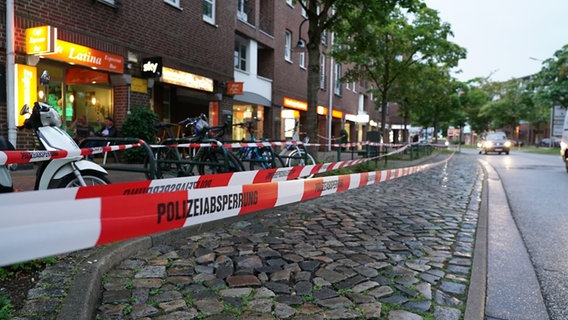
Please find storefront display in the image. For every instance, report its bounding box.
[232,104,264,140]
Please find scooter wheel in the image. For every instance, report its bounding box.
[56,170,110,188]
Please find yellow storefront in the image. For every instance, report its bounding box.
[18,26,123,133]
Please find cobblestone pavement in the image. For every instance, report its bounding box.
[15,153,483,319]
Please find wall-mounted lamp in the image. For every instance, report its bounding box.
[294,18,309,51]
[69,94,75,103]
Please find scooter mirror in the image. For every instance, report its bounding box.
[20,104,30,116]
[40,70,50,85]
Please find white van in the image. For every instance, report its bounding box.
[561,111,568,172]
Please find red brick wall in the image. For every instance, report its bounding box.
[272,1,308,105]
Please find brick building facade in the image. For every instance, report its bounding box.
[1,0,389,150]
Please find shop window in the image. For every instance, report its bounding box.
[66,85,113,132]
[203,0,216,24]
[232,104,264,140]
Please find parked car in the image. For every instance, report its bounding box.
[478,132,512,155]
[539,137,561,148]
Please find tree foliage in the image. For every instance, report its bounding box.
[293,0,420,149]
[331,1,466,142]
[531,44,568,108]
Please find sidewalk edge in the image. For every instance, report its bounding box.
[464,160,488,320]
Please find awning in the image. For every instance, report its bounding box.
[233,92,272,107]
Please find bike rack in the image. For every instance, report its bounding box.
[79,137,157,179]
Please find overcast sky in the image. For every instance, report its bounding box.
[424,0,568,82]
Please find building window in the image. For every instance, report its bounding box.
[334,63,342,95]
[285,30,292,62]
[234,37,248,72]
[164,0,180,8]
[286,0,293,7]
[320,54,326,89]
[97,0,115,5]
[321,30,328,46]
[237,0,248,21]
[299,52,306,69]
[203,0,215,24]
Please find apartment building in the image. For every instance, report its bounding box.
[2,0,379,149]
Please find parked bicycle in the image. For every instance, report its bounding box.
[144,114,244,179]
[279,120,316,168]
[231,119,284,170]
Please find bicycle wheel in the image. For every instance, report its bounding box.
[287,149,316,178]
[144,146,184,179]
[197,148,245,175]
[286,149,315,167]
[250,147,285,170]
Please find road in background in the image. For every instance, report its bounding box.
[470,149,568,319]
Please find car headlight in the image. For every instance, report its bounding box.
[504,141,511,148]
[484,141,494,148]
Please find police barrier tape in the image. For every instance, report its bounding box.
[1,138,427,166]
[0,152,453,266]
[0,140,145,165]
[1,144,409,206]
[148,140,407,150]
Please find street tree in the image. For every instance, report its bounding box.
[331,2,466,143]
[531,44,568,109]
[479,80,532,135]
[294,0,417,153]
[402,65,458,143]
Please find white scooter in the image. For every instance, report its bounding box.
[18,101,110,189]
[0,137,15,193]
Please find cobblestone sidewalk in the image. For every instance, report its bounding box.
[16,153,483,319]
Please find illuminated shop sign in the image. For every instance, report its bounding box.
[226,82,243,95]
[161,67,214,92]
[46,40,124,73]
[345,113,370,124]
[141,57,162,78]
[25,27,124,73]
[15,64,37,127]
[283,97,307,111]
[316,106,343,119]
[25,26,57,55]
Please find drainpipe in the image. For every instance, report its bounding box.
[6,0,16,146]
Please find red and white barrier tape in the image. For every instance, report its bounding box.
[0,139,426,166]
[2,144,409,206]
[0,152,452,266]
[148,140,409,150]
[0,140,145,165]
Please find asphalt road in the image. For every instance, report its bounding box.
[468,148,568,320]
